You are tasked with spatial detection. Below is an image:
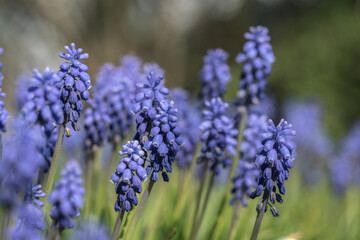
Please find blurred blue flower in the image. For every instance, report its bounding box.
[198,98,238,174]
[69,220,110,240]
[56,43,90,136]
[236,26,275,108]
[250,119,296,217]
[199,49,231,103]
[172,88,201,169]
[48,160,85,229]
[0,47,9,133]
[110,141,147,212]
[14,73,32,112]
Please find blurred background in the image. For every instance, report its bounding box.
[1,0,360,239]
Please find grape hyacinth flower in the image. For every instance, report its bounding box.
[172,88,201,169]
[14,73,32,111]
[110,141,147,212]
[0,47,9,133]
[84,97,111,155]
[250,119,296,217]
[48,160,85,230]
[199,49,231,103]
[143,63,164,85]
[198,98,238,174]
[70,220,110,240]
[0,119,46,209]
[11,185,46,240]
[56,43,90,136]
[22,68,64,126]
[236,26,275,108]
[231,112,267,206]
[132,72,183,182]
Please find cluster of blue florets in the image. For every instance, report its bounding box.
[48,160,85,229]
[198,98,238,174]
[56,43,90,136]
[236,26,275,108]
[132,72,184,182]
[199,48,231,102]
[250,119,296,216]
[110,141,147,212]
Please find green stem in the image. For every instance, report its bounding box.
[191,170,216,240]
[84,154,95,218]
[227,201,241,240]
[208,109,247,239]
[173,142,201,221]
[46,220,56,240]
[250,191,269,240]
[126,177,155,239]
[189,161,209,240]
[111,208,126,240]
[44,125,65,211]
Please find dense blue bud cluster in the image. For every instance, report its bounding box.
[22,68,64,126]
[250,119,296,217]
[231,111,267,206]
[0,47,9,133]
[84,98,111,154]
[172,88,201,169]
[199,49,231,102]
[236,26,275,107]
[110,141,147,212]
[132,72,183,182]
[70,220,110,240]
[56,43,90,136]
[143,63,164,84]
[0,119,46,209]
[330,122,360,193]
[198,98,238,174]
[11,185,46,240]
[49,160,85,229]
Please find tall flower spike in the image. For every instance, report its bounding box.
[236,26,275,108]
[0,47,9,133]
[132,71,183,182]
[199,48,231,103]
[84,97,111,155]
[22,68,64,126]
[11,185,46,240]
[110,141,147,212]
[0,119,46,209]
[48,160,85,229]
[250,119,296,217]
[56,43,90,136]
[172,88,201,169]
[231,111,267,206]
[198,98,238,174]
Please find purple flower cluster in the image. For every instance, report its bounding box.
[14,73,32,111]
[48,160,85,229]
[0,119,46,209]
[250,119,296,217]
[330,121,360,193]
[11,185,46,240]
[56,43,90,136]
[198,98,238,174]
[110,141,147,212]
[199,49,231,103]
[132,72,184,182]
[84,98,111,155]
[0,47,9,133]
[22,68,64,126]
[236,26,275,107]
[231,112,267,206]
[283,100,333,184]
[172,88,201,169]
